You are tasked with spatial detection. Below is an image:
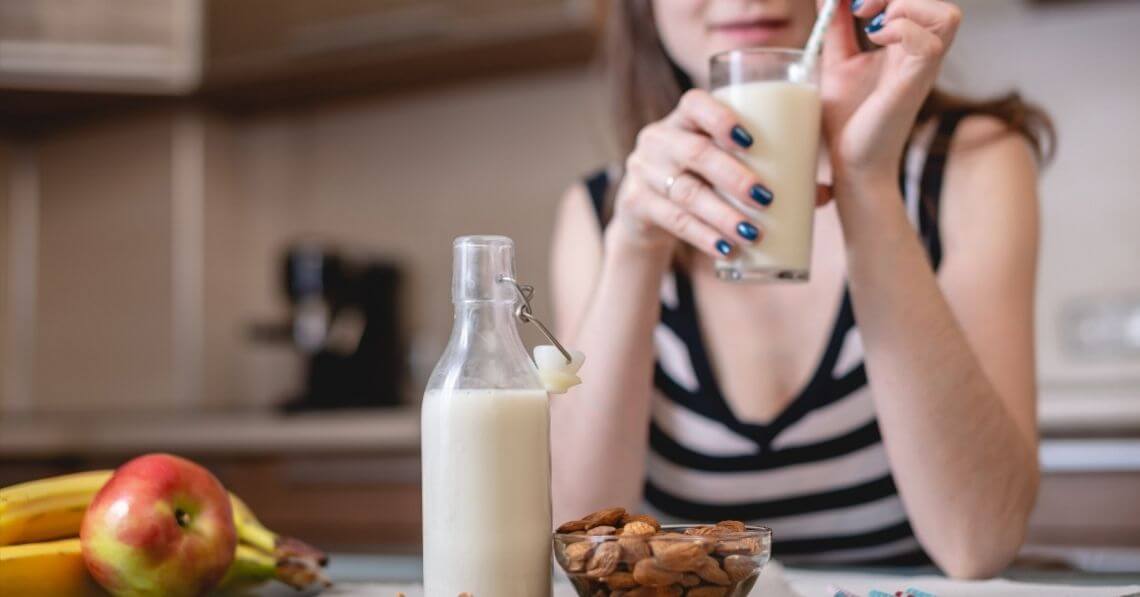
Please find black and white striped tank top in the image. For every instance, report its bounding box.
[584,113,967,567]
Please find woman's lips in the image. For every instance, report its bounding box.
[708,19,791,45]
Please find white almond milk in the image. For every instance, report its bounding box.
[714,81,822,279]
[421,388,552,597]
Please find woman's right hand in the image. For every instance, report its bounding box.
[611,89,774,259]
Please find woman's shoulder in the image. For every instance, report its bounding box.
[556,166,613,237]
[949,114,1037,159]
[562,164,621,225]
[939,114,1041,256]
[944,114,1040,193]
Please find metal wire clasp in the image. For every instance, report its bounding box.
[496,275,572,364]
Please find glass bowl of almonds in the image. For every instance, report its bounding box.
[553,508,772,597]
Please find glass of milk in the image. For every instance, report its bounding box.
[710,48,822,282]
[421,236,552,597]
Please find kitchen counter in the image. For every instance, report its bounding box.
[3,404,1139,473]
[252,554,1140,596]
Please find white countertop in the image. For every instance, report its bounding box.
[254,556,1140,597]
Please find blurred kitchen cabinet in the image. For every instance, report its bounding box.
[0,0,202,93]
[1028,472,1140,548]
[0,452,425,552]
[0,144,8,405]
[202,0,596,107]
[210,455,424,551]
[0,0,594,107]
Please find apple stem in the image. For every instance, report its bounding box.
[175,508,191,528]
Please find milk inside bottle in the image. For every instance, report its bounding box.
[421,236,552,597]
[710,49,822,282]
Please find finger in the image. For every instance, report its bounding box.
[885,0,962,42]
[667,89,756,151]
[851,0,887,20]
[667,174,763,245]
[821,0,860,65]
[866,17,945,60]
[635,190,738,259]
[627,154,762,246]
[641,125,774,209]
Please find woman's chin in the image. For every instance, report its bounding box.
[707,29,805,52]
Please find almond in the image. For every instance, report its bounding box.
[623,587,682,597]
[632,557,684,587]
[557,519,589,533]
[583,507,626,529]
[564,541,592,572]
[682,525,722,537]
[714,537,761,556]
[652,541,707,572]
[620,512,662,530]
[679,573,701,587]
[722,554,759,583]
[715,520,747,533]
[693,555,731,586]
[587,525,617,536]
[687,587,729,597]
[603,571,639,590]
[651,535,712,556]
[586,541,622,578]
[619,536,652,566]
[621,520,657,536]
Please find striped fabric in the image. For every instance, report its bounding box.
[583,113,967,566]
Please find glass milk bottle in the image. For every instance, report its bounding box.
[421,236,552,597]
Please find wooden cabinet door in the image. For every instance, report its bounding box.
[0,0,201,93]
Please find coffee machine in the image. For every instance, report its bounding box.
[256,244,407,411]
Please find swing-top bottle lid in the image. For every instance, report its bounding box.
[452,235,517,303]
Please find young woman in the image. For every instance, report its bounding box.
[550,0,1053,578]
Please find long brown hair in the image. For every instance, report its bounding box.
[606,0,1055,163]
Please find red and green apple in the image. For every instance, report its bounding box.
[80,453,237,597]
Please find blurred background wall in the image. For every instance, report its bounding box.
[949,0,1140,420]
[0,0,1138,557]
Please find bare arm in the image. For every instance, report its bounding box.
[825,0,1038,576]
[549,90,777,523]
[836,117,1040,578]
[549,187,670,522]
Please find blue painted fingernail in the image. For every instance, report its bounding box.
[851,0,863,11]
[750,184,774,206]
[865,12,886,33]
[730,125,753,148]
[737,221,759,241]
[715,240,732,256]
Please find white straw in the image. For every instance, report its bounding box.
[796,0,840,81]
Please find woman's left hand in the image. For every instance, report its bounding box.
[819,0,962,190]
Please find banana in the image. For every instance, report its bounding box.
[0,539,330,596]
[214,544,281,594]
[0,538,107,596]
[1,471,327,568]
[0,470,111,546]
[215,544,331,595]
[229,493,329,566]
